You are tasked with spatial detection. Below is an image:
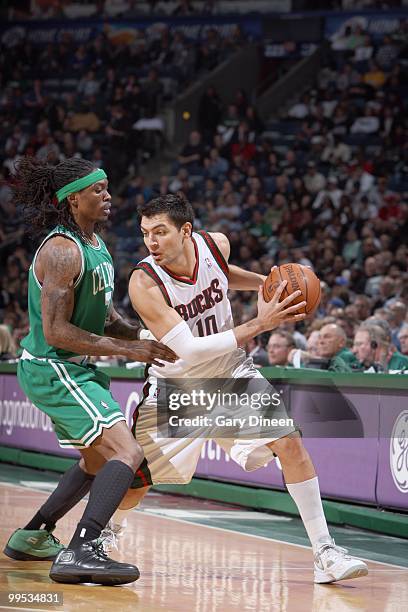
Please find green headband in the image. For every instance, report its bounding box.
[56,168,107,203]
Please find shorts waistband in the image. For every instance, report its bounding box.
[21,348,88,365]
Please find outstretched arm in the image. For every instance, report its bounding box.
[208,232,267,291]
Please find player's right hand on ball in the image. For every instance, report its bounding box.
[256,281,306,331]
[125,340,178,366]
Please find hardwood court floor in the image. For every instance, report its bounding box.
[0,472,407,612]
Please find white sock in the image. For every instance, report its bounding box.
[286,476,331,552]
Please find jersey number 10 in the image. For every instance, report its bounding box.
[196,314,218,337]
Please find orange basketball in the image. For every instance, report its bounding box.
[263,263,321,315]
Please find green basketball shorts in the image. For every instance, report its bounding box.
[18,356,125,449]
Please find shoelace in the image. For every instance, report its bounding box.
[320,542,351,560]
[47,533,61,546]
[91,539,110,560]
[100,525,120,552]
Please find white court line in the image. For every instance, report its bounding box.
[143,508,292,521]
[1,480,407,570]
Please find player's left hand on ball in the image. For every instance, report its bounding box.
[256,282,306,331]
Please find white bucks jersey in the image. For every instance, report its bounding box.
[134,231,245,379]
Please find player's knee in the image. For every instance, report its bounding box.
[79,454,105,475]
[95,432,143,470]
[121,440,144,471]
[79,456,96,475]
[272,436,307,465]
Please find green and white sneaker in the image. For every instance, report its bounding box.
[3,528,64,561]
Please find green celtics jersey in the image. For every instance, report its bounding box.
[21,225,114,360]
[336,348,361,369]
[388,351,408,372]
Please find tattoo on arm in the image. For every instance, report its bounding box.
[40,239,133,356]
[41,241,80,340]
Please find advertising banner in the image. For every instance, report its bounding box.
[0,372,407,510]
[377,394,408,510]
[0,374,143,459]
[325,12,407,42]
[0,15,262,49]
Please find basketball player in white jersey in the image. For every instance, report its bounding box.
[105,194,367,584]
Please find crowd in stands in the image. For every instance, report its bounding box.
[0,22,244,179]
[0,17,407,373]
[7,1,215,19]
[5,0,404,20]
[156,25,408,373]
[0,22,244,355]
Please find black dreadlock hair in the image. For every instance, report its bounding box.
[138,192,194,230]
[12,156,97,242]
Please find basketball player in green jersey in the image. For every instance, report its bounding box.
[3,157,176,585]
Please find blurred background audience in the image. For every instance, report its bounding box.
[0,5,407,373]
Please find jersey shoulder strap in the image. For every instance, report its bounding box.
[31,225,85,289]
[196,230,229,278]
[131,261,172,306]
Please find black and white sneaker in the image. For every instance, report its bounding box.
[49,539,140,585]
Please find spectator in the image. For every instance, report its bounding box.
[363,61,386,89]
[374,276,396,309]
[143,69,164,116]
[0,324,16,360]
[353,324,408,373]
[267,331,295,366]
[105,104,132,183]
[321,135,351,164]
[288,94,310,119]
[76,130,93,155]
[217,104,240,144]
[317,323,358,369]
[350,108,380,134]
[247,337,269,368]
[353,34,374,63]
[290,324,354,372]
[78,70,100,98]
[364,257,383,298]
[303,162,326,195]
[313,176,343,209]
[178,131,206,173]
[398,324,408,356]
[389,301,407,333]
[204,148,229,179]
[336,63,360,91]
[198,86,222,144]
[306,330,320,356]
[375,36,399,71]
